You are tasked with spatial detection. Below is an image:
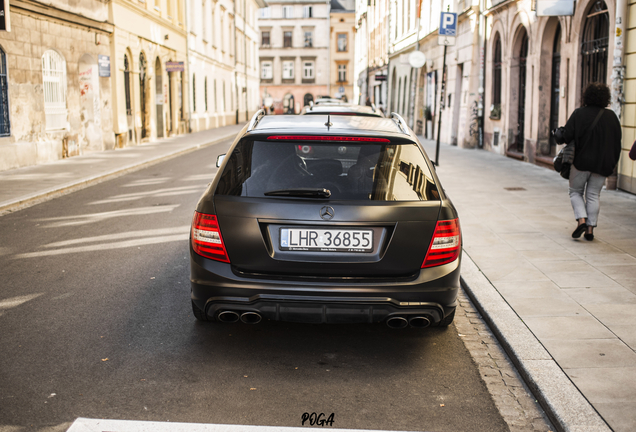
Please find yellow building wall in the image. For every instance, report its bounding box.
[621,0,636,193]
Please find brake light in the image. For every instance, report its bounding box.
[268,135,390,142]
[191,212,230,263]
[422,219,461,268]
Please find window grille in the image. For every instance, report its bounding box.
[0,47,10,136]
[492,35,502,106]
[42,50,68,130]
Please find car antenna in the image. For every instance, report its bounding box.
[325,114,333,129]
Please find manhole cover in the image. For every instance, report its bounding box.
[504,187,526,191]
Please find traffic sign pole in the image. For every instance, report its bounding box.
[435,44,447,166]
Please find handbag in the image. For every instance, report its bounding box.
[554,142,575,179]
[553,108,605,179]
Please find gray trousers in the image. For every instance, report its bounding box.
[568,165,606,227]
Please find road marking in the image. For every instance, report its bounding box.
[67,418,419,432]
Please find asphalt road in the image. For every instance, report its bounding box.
[0,138,509,432]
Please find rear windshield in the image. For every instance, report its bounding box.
[215,140,440,201]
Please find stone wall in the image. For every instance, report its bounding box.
[0,6,114,172]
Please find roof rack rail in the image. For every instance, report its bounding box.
[247,109,266,132]
[390,112,409,134]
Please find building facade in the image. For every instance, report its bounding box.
[482,0,622,169]
[354,0,389,111]
[258,0,330,114]
[387,0,481,144]
[0,0,115,171]
[329,0,355,102]
[109,0,189,147]
[187,0,266,131]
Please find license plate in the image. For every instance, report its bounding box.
[280,228,373,253]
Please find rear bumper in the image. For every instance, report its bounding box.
[190,253,460,325]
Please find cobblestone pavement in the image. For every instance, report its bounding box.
[455,289,555,432]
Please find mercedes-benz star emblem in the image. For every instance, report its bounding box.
[320,206,335,220]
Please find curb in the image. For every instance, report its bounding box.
[0,131,238,216]
[459,252,611,432]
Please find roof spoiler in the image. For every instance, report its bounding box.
[247,109,267,132]
[390,112,409,135]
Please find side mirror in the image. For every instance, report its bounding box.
[216,154,226,168]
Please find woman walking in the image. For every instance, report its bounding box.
[559,83,621,240]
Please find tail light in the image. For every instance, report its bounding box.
[422,219,461,268]
[191,212,230,263]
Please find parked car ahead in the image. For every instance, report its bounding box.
[190,111,461,329]
[299,104,385,118]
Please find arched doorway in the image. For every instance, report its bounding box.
[155,58,164,138]
[549,24,562,153]
[303,93,313,106]
[581,0,609,94]
[139,52,148,139]
[124,54,133,143]
[510,28,528,154]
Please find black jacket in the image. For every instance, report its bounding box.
[561,106,621,177]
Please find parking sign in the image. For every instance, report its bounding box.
[439,12,457,36]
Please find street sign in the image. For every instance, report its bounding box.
[536,0,574,16]
[166,61,185,72]
[408,51,426,68]
[438,12,457,46]
[439,12,457,36]
[98,55,110,77]
[374,74,387,81]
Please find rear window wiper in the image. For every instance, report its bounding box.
[264,188,332,198]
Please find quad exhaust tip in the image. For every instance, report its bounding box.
[217,310,262,324]
[409,316,431,328]
[386,316,409,329]
[217,311,240,323]
[386,315,432,329]
[240,312,262,324]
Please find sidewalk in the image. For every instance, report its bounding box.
[420,137,636,432]
[0,123,245,215]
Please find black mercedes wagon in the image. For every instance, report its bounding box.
[190,111,461,328]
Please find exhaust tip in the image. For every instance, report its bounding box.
[386,316,408,329]
[409,316,431,328]
[240,312,262,324]
[217,311,240,323]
